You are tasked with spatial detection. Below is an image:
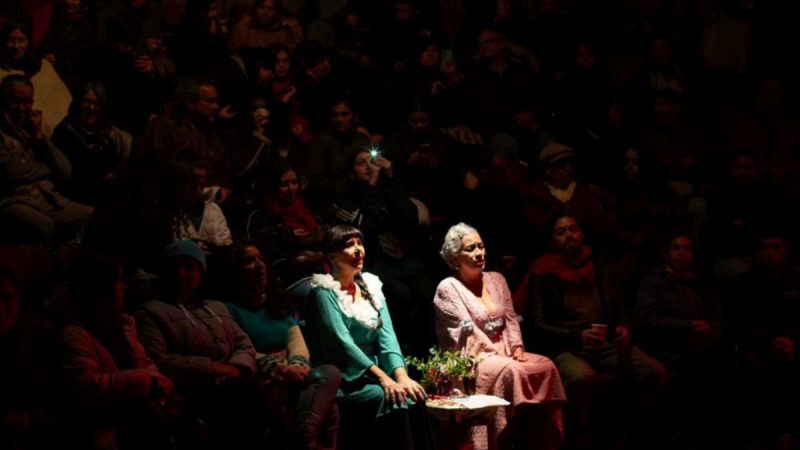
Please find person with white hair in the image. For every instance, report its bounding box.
[434,222,566,450]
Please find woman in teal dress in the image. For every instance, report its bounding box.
[305,225,431,450]
[224,240,340,450]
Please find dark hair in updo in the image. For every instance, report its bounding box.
[323,225,378,318]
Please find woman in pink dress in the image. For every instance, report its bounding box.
[434,223,567,450]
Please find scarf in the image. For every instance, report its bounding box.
[265,196,319,232]
[512,246,596,312]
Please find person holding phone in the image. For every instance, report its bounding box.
[0,75,93,243]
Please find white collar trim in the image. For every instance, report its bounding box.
[310,272,385,329]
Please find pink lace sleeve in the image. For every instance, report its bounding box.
[434,279,497,357]
[494,273,524,353]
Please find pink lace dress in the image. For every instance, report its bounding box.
[434,272,567,450]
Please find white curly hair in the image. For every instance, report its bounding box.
[440,222,480,271]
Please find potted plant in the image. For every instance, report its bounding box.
[406,347,482,397]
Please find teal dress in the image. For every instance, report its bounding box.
[225,302,297,352]
[305,272,409,418]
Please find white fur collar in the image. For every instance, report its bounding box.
[310,272,385,329]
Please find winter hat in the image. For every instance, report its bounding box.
[538,142,575,165]
[161,240,207,271]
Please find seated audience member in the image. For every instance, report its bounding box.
[38,0,98,92]
[304,96,370,208]
[135,240,274,448]
[93,11,176,134]
[304,226,432,450]
[730,230,800,446]
[55,253,175,450]
[635,233,728,445]
[0,75,92,243]
[51,81,133,206]
[173,162,234,250]
[521,143,608,247]
[332,149,435,354]
[230,0,304,52]
[225,240,340,449]
[434,223,566,450]
[139,77,230,191]
[461,29,539,135]
[0,20,72,138]
[383,98,459,217]
[245,162,326,282]
[636,234,725,368]
[0,267,54,450]
[706,148,785,281]
[518,211,666,449]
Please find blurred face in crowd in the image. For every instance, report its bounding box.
[0,275,20,338]
[275,49,291,78]
[238,245,268,303]
[623,148,640,181]
[251,97,270,130]
[552,216,584,257]
[63,0,84,20]
[303,58,332,84]
[349,151,373,183]
[394,2,417,22]
[476,30,506,61]
[666,236,693,274]
[757,237,790,270]
[729,155,758,187]
[277,169,299,204]
[606,99,624,127]
[651,38,672,67]
[187,84,219,125]
[3,82,34,128]
[345,12,359,27]
[418,44,440,68]
[257,66,273,85]
[255,0,278,26]
[192,167,208,200]
[407,110,430,132]
[497,0,512,19]
[330,235,365,274]
[330,102,355,134]
[5,28,28,61]
[457,232,486,278]
[168,257,203,303]
[544,157,574,189]
[576,43,595,71]
[78,88,103,129]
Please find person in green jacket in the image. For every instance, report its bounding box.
[304,225,431,450]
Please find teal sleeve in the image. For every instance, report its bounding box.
[225,303,242,325]
[306,288,376,383]
[377,301,406,375]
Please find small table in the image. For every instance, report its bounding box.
[426,395,510,450]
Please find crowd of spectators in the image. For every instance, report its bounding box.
[2,0,800,449]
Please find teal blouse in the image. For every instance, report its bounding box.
[225,302,297,352]
[305,273,409,417]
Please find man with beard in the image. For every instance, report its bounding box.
[730,230,800,447]
[304,96,370,209]
[518,210,666,450]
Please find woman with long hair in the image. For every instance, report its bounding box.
[225,240,340,449]
[304,225,432,450]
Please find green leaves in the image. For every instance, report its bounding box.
[405,346,482,389]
